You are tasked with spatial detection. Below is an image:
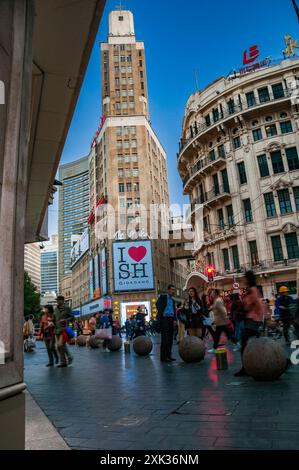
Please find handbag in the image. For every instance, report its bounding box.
[66,325,75,339]
[203,317,213,327]
[95,327,112,340]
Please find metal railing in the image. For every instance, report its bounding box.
[178,88,294,159]
[186,185,231,220]
[183,154,226,189]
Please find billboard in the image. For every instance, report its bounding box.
[112,240,154,292]
[89,258,94,300]
[71,229,89,267]
[94,254,100,291]
[101,246,108,296]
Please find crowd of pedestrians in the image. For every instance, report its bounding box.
[23,272,299,371]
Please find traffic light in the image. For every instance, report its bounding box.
[206,266,215,282]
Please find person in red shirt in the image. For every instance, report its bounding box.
[234,270,265,377]
[40,305,59,367]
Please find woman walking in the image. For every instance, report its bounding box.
[186,287,204,338]
[234,271,265,377]
[40,305,59,367]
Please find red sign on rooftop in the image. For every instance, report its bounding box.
[243,45,259,65]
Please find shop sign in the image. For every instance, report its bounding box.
[112,240,154,292]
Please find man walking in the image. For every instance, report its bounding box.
[54,295,73,367]
[156,285,177,362]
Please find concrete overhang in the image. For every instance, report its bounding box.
[25,0,106,243]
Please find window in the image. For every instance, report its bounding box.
[218,144,225,158]
[126,183,132,192]
[277,189,292,214]
[119,183,125,193]
[293,187,299,210]
[212,174,220,196]
[209,149,216,161]
[231,245,240,270]
[118,169,124,177]
[271,236,284,261]
[127,198,133,208]
[265,124,277,137]
[227,99,235,114]
[257,154,270,177]
[223,248,230,271]
[280,120,293,134]
[133,182,139,192]
[221,168,230,193]
[237,162,247,184]
[205,115,211,127]
[285,233,299,259]
[218,208,225,230]
[249,240,259,265]
[119,197,126,209]
[212,108,219,122]
[140,71,143,78]
[286,147,299,171]
[119,16,124,20]
[258,87,270,103]
[233,136,241,149]
[139,60,143,67]
[226,204,234,227]
[252,128,263,141]
[246,91,256,107]
[271,150,284,174]
[243,198,253,222]
[264,192,276,217]
[272,83,284,99]
[203,216,210,233]
[131,139,137,148]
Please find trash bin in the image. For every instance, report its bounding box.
[215,348,228,370]
[124,341,131,354]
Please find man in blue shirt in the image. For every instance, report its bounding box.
[156,285,177,362]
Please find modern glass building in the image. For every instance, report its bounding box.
[58,156,90,299]
[41,250,58,295]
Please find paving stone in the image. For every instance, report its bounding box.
[25,338,299,450]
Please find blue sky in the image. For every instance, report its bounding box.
[48,0,299,236]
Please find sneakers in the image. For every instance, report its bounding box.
[68,356,74,365]
[57,363,68,368]
[233,344,241,352]
[46,363,54,367]
[208,348,216,353]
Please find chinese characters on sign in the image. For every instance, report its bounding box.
[283,35,299,58]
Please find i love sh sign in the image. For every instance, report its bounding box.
[112,240,154,292]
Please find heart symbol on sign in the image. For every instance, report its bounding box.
[128,246,147,262]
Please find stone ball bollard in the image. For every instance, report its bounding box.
[88,336,101,349]
[76,335,88,347]
[179,336,205,363]
[107,335,122,351]
[243,337,287,381]
[133,336,153,356]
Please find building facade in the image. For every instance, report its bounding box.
[178,57,299,298]
[24,243,41,292]
[58,156,90,301]
[41,235,58,295]
[77,9,171,323]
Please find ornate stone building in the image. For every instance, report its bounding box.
[178,57,299,298]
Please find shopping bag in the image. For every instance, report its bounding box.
[95,327,112,340]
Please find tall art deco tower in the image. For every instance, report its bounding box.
[87,9,172,321]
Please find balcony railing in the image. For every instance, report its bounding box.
[186,185,231,220]
[178,88,293,159]
[183,154,226,189]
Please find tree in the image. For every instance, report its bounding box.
[24,271,41,319]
